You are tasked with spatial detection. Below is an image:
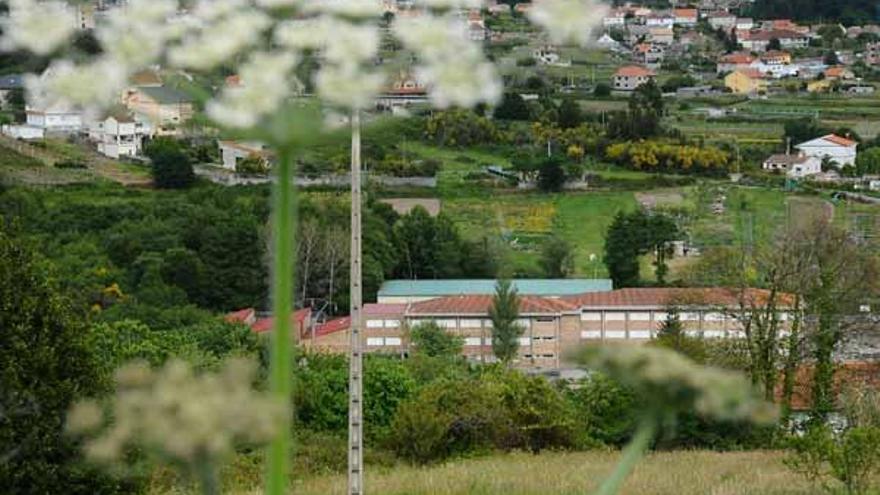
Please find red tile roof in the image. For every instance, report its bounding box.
[408,295,577,315]
[674,8,697,17]
[307,304,407,338]
[735,68,764,79]
[563,288,793,309]
[614,65,656,78]
[252,308,311,335]
[824,133,858,147]
[720,52,755,64]
[225,307,256,325]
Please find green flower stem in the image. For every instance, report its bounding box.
[266,147,296,495]
[195,455,220,495]
[595,417,658,495]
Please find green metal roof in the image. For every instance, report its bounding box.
[378,279,613,297]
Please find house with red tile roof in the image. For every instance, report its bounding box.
[716,52,755,74]
[796,134,858,167]
[613,65,656,91]
[673,8,698,26]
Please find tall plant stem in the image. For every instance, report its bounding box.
[595,418,657,495]
[267,147,296,495]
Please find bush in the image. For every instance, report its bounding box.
[787,425,880,495]
[388,370,577,464]
[565,373,638,447]
[594,83,612,97]
[145,138,195,189]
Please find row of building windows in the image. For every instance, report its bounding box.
[365,336,558,348]
[580,329,792,339]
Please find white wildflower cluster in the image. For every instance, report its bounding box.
[0,0,75,55]
[1,0,607,129]
[527,0,611,46]
[394,13,501,108]
[577,345,778,423]
[67,358,284,466]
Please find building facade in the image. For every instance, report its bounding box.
[296,288,793,371]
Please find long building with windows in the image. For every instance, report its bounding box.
[294,287,792,371]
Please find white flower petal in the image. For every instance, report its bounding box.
[27,58,127,110]
[527,0,610,46]
[301,0,382,17]
[207,51,299,128]
[1,0,76,55]
[416,57,500,108]
[169,11,272,70]
[393,15,476,63]
[316,63,384,109]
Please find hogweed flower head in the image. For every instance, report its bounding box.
[0,0,75,55]
[575,345,777,424]
[67,358,284,471]
[528,0,610,47]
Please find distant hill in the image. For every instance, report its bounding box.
[749,0,878,24]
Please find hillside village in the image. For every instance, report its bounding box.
[4,1,880,494]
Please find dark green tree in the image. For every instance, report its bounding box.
[537,156,567,192]
[608,79,664,140]
[603,210,679,287]
[652,306,706,363]
[145,138,195,189]
[556,99,583,129]
[493,92,531,121]
[0,231,121,493]
[593,82,612,97]
[539,235,575,278]
[489,279,523,365]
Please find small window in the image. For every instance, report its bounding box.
[484,337,493,345]
[581,330,601,339]
[606,331,626,339]
[366,337,384,346]
[704,312,725,322]
[384,319,400,328]
[605,312,626,321]
[460,319,482,328]
[536,317,554,323]
[517,337,531,346]
[385,337,402,346]
[704,330,725,339]
[654,312,669,321]
[366,320,383,328]
[464,337,482,347]
[434,319,457,329]
[581,312,602,321]
[629,312,650,321]
[629,330,651,339]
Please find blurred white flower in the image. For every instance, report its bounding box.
[97,0,178,70]
[207,51,299,128]
[257,0,303,6]
[274,18,333,50]
[316,63,384,109]
[527,0,609,46]
[323,20,380,64]
[70,358,283,468]
[26,59,127,110]
[393,15,475,63]
[189,0,251,22]
[301,0,382,18]
[417,0,485,9]
[416,57,500,108]
[0,0,76,55]
[169,11,272,70]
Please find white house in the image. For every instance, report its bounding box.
[646,12,674,27]
[763,154,822,178]
[795,134,858,167]
[88,113,152,159]
[596,34,622,51]
[218,140,272,171]
[25,103,82,134]
[1,124,44,140]
[603,9,626,27]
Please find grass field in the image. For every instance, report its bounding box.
[148,450,823,495]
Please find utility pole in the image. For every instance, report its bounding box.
[347,110,364,495]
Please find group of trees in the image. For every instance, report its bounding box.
[604,209,680,287]
[605,141,731,174]
[749,0,877,24]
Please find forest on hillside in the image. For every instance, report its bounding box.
[749,0,878,24]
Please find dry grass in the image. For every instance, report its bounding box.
[151,450,821,495]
